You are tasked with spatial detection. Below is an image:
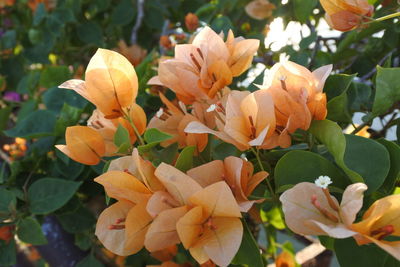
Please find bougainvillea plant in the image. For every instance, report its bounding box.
[1,0,400,266]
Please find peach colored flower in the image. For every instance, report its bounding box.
[245,0,276,20]
[320,0,374,31]
[154,26,259,104]
[108,148,164,192]
[60,48,138,119]
[144,163,202,252]
[148,93,208,153]
[176,181,243,267]
[55,126,105,165]
[351,194,400,261]
[185,90,279,151]
[187,156,268,211]
[261,57,332,147]
[87,106,146,155]
[94,171,153,256]
[280,180,367,238]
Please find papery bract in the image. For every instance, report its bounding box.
[154,27,259,104]
[55,126,105,165]
[261,57,332,147]
[280,182,367,238]
[187,156,268,211]
[60,48,138,119]
[94,171,153,256]
[351,194,400,261]
[176,182,243,267]
[148,93,208,153]
[320,0,374,31]
[185,90,278,150]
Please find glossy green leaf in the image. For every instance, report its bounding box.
[39,66,71,88]
[293,0,318,23]
[0,239,16,266]
[260,206,285,230]
[326,74,355,123]
[77,21,103,46]
[17,217,47,245]
[56,205,95,233]
[76,254,104,267]
[28,178,82,214]
[0,188,15,219]
[111,0,135,26]
[371,67,400,117]
[344,134,390,194]
[232,220,264,267]
[174,146,195,172]
[377,139,400,194]
[5,110,57,139]
[43,86,87,112]
[334,238,390,267]
[275,150,349,189]
[309,120,363,183]
[144,128,172,144]
[114,124,131,148]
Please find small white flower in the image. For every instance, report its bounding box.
[156,108,164,118]
[314,176,332,189]
[206,104,217,113]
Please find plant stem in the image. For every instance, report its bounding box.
[363,11,400,25]
[251,147,275,198]
[123,111,145,146]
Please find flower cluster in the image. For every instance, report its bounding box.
[94,151,266,266]
[280,177,400,260]
[55,20,400,265]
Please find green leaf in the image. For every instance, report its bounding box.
[0,239,16,266]
[371,67,400,117]
[144,128,172,144]
[114,124,131,147]
[0,188,15,219]
[326,74,355,123]
[175,146,195,172]
[76,21,103,46]
[260,206,285,230]
[76,254,104,267]
[33,3,47,26]
[28,178,82,214]
[5,110,57,139]
[54,103,84,136]
[293,0,318,23]
[334,238,390,267]
[43,86,87,112]
[56,205,95,233]
[211,16,233,34]
[39,66,71,88]
[0,106,11,134]
[232,220,264,267]
[75,233,92,251]
[275,150,349,189]
[111,0,135,26]
[309,120,363,183]
[344,135,390,194]
[17,217,47,245]
[55,157,84,180]
[377,139,400,194]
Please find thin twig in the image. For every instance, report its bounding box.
[130,0,145,45]
[360,49,396,82]
[0,149,11,164]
